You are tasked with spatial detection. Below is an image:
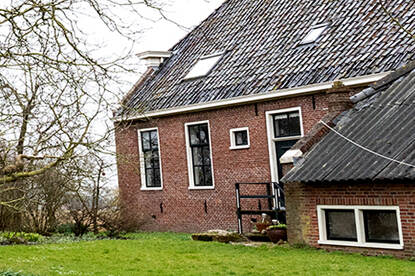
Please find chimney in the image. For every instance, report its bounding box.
[137,51,172,70]
[326,81,354,113]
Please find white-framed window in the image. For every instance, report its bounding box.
[184,52,223,80]
[300,23,328,45]
[184,120,215,190]
[229,127,250,150]
[137,127,163,190]
[266,107,304,183]
[317,205,404,250]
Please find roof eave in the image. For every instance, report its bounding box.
[113,71,391,122]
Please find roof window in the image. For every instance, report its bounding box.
[300,24,328,45]
[184,53,222,80]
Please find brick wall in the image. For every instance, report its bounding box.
[115,94,331,233]
[285,181,415,258]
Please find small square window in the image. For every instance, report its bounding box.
[230,128,250,150]
[301,25,328,45]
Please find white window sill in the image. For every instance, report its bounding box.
[141,187,163,191]
[188,186,215,190]
[230,145,250,150]
[318,240,404,250]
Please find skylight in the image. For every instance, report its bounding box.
[184,53,222,80]
[301,25,328,45]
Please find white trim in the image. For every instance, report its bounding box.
[317,205,404,250]
[137,127,164,191]
[113,72,391,122]
[266,107,304,183]
[280,149,303,164]
[184,120,215,190]
[229,127,250,150]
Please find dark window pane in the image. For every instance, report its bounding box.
[141,130,161,188]
[189,125,199,145]
[274,113,289,137]
[235,130,248,146]
[199,125,208,144]
[288,112,301,136]
[144,152,152,169]
[364,210,400,244]
[192,147,203,166]
[146,169,154,187]
[153,157,160,169]
[325,210,357,241]
[202,146,211,165]
[194,166,204,186]
[153,169,161,187]
[188,123,212,187]
[273,112,301,138]
[204,166,213,186]
[150,131,158,149]
[142,131,151,150]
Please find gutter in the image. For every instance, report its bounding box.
[114,72,391,122]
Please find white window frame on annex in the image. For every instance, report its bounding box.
[137,127,164,191]
[265,107,304,183]
[184,120,215,190]
[229,127,250,150]
[317,205,404,250]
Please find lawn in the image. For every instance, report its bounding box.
[0,232,414,275]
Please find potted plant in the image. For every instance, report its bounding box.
[266,224,287,243]
[255,222,271,233]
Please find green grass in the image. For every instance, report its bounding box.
[0,232,414,275]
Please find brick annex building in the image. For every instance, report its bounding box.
[114,0,415,254]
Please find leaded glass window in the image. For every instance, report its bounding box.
[188,123,213,187]
[141,130,161,188]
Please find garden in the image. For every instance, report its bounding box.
[1,232,415,275]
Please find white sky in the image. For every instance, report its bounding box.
[100,0,225,77]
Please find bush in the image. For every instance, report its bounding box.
[55,224,73,235]
[0,232,44,245]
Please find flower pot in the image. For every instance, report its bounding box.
[266,228,287,243]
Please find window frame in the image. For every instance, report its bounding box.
[183,52,224,80]
[266,107,304,183]
[300,23,328,45]
[184,120,215,190]
[137,127,163,191]
[317,205,404,250]
[229,127,250,150]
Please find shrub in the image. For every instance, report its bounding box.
[0,232,44,245]
[55,224,73,235]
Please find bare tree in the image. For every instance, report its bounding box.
[0,0,169,207]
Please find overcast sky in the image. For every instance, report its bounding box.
[138,0,224,52]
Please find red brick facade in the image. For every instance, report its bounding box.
[285,181,415,258]
[115,93,330,233]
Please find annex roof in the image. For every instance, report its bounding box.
[282,61,415,184]
[118,0,415,119]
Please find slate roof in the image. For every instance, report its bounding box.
[120,0,415,117]
[282,61,415,184]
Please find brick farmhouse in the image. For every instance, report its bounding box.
[114,0,415,257]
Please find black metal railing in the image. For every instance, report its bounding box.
[235,182,285,234]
